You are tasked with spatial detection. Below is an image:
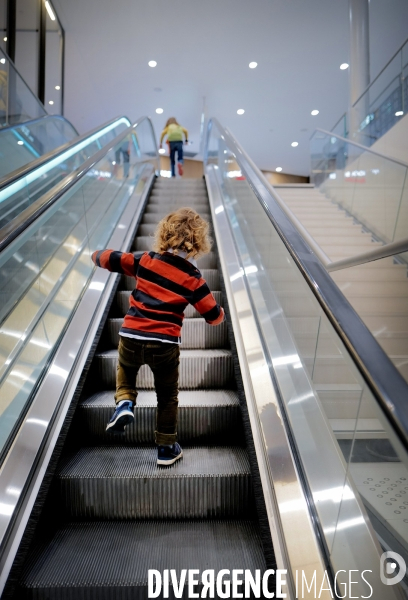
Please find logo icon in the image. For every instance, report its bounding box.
[380,551,406,586]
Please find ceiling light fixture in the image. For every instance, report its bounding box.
[148,60,157,68]
[237,109,245,115]
[395,111,404,117]
[17,140,24,145]
[3,37,7,42]
[156,108,163,114]
[45,1,56,21]
[291,141,298,147]
[311,109,319,116]
[0,58,5,64]
[276,167,282,172]
[158,148,165,154]
[48,100,54,105]
[340,63,349,70]
[249,62,257,69]
[55,85,60,90]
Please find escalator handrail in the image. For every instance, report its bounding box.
[0,115,132,189]
[312,127,408,169]
[0,116,158,253]
[205,117,408,446]
[0,114,79,137]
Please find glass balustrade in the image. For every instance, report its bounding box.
[205,119,408,598]
[310,129,408,246]
[0,116,131,231]
[0,118,158,462]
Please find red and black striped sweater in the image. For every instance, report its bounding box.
[92,249,224,344]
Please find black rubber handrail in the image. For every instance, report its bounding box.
[205,117,408,448]
[0,116,158,253]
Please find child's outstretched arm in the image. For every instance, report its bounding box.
[92,249,144,278]
[191,280,224,325]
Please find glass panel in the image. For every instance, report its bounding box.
[310,130,408,245]
[0,119,157,456]
[0,116,130,229]
[206,120,407,596]
[15,0,40,97]
[44,0,62,115]
[350,40,407,146]
[331,252,408,384]
[0,1,7,54]
[0,46,47,127]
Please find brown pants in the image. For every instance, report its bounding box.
[115,336,180,445]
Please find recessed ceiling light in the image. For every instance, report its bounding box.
[55,85,60,90]
[311,109,319,116]
[158,148,165,154]
[48,100,54,105]
[148,60,157,67]
[291,141,298,147]
[3,37,7,42]
[17,140,24,145]
[276,167,282,172]
[249,62,257,69]
[0,58,5,64]
[156,108,163,114]
[340,63,349,70]
[237,109,245,115]
[395,111,404,117]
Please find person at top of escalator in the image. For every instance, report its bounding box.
[91,207,224,466]
[159,117,188,178]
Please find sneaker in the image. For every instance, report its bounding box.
[157,442,183,466]
[177,163,183,176]
[106,401,134,433]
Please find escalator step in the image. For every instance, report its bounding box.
[76,390,242,444]
[106,317,228,348]
[20,520,266,599]
[58,446,253,519]
[94,349,234,389]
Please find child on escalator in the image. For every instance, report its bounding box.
[91,207,224,466]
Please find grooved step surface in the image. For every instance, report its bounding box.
[94,349,234,389]
[77,390,242,444]
[58,447,252,519]
[20,521,267,599]
[106,317,228,348]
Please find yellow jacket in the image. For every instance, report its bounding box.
[160,123,188,144]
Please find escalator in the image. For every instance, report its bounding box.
[1,115,408,599]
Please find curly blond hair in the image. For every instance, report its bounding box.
[153,207,212,259]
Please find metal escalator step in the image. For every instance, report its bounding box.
[77,390,242,444]
[94,349,234,389]
[106,317,228,348]
[58,446,252,519]
[20,520,266,599]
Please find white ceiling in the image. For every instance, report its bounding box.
[51,0,408,176]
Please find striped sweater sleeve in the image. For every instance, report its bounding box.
[191,280,224,325]
[92,249,144,277]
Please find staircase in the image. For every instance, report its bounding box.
[276,185,408,384]
[17,178,270,598]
